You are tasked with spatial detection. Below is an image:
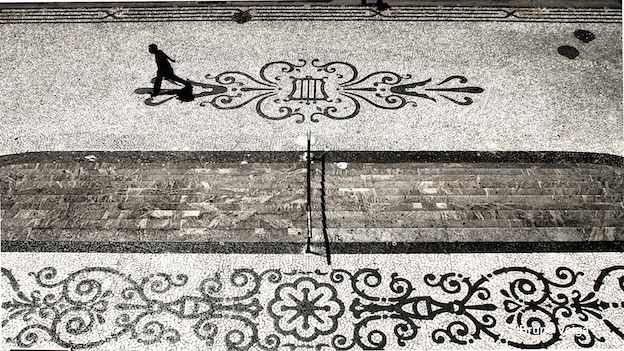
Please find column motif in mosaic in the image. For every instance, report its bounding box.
[138,59,484,122]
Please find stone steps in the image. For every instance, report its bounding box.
[3,182,619,195]
[2,161,618,169]
[3,165,619,176]
[341,187,613,195]
[327,168,620,175]
[5,174,619,185]
[328,181,620,189]
[4,198,622,211]
[321,227,624,242]
[8,175,620,187]
[2,189,619,199]
[2,166,618,176]
[3,210,621,231]
[320,187,616,195]
[2,159,622,244]
[0,162,302,170]
[4,227,306,242]
[319,201,623,211]
[2,208,620,220]
[319,194,623,204]
[5,227,622,243]
[323,214,623,228]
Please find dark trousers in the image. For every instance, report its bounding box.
[153,71,188,96]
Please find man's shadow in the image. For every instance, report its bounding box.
[135,78,227,106]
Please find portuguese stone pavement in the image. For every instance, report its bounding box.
[0,3,622,350]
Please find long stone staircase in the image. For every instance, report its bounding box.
[1,160,308,247]
[319,161,624,243]
[2,152,622,252]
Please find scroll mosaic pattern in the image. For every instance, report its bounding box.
[3,265,624,350]
[137,60,484,122]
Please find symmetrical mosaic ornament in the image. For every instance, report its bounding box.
[137,60,484,122]
[3,265,624,350]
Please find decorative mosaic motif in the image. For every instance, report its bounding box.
[3,265,624,350]
[137,59,484,122]
[0,6,620,24]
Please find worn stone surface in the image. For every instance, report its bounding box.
[2,157,622,245]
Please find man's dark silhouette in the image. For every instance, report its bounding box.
[149,44,189,96]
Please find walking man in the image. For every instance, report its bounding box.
[148,44,190,96]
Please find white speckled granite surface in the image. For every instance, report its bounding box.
[0,15,621,155]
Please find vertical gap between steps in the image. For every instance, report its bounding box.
[320,152,332,265]
[305,130,313,254]
[303,130,331,265]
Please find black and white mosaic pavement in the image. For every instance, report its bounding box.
[0,5,621,155]
[2,253,624,350]
[1,3,622,350]
[136,60,484,122]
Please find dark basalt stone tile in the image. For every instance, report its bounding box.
[2,240,623,254]
[322,151,624,166]
[0,151,301,167]
[446,227,587,242]
[1,151,623,167]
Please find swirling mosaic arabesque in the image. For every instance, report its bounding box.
[2,265,624,350]
[137,59,484,122]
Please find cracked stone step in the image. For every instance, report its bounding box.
[7,227,624,244]
[323,180,617,188]
[3,215,309,230]
[323,218,622,228]
[326,162,614,172]
[324,167,622,176]
[3,208,619,221]
[320,194,624,203]
[3,180,307,190]
[5,227,623,243]
[319,201,624,211]
[4,181,617,195]
[4,214,620,230]
[4,228,307,242]
[4,207,620,217]
[0,162,304,170]
[324,209,624,222]
[7,172,618,183]
[5,200,622,213]
[3,164,619,175]
[314,227,624,242]
[317,187,615,195]
[1,193,307,204]
[3,186,306,196]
